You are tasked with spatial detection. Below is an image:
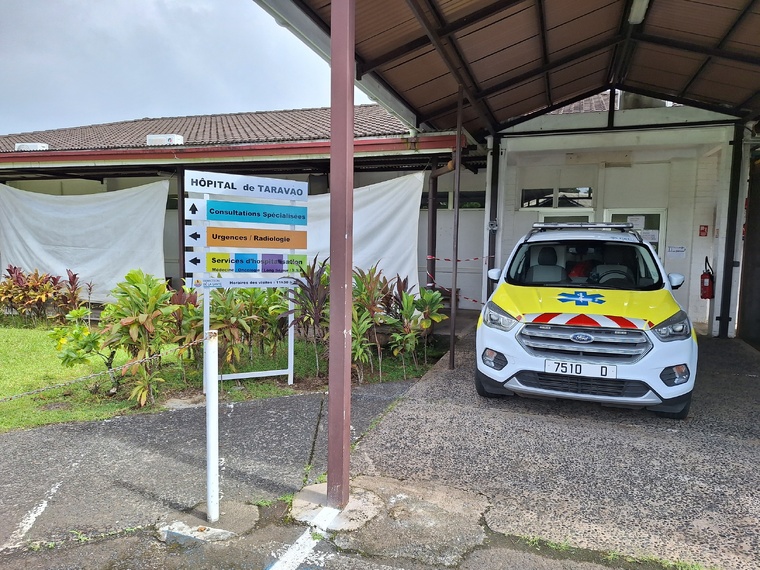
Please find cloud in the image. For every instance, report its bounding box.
[0,0,371,134]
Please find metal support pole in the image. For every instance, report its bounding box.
[448,86,464,369]
[486,138,500,298]
[327,0,355,509]
[205,330,219,523]
[718,122,745,338]
[177,166,186,285]
[426,159,439,288]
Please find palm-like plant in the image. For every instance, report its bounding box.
[389,291,423,378]
[351,306,375,383]
[282,257,330,376]
[100,270,178,406]
[209,287,258,370]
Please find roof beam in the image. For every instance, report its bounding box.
[632,31,760,67]
[421,35,623,124]
[679,0,759,98]
[535,0,553,106]
[404,0,498,134]
[256,0,419,127]
[618,83,746,117]
[607,0,639,86]
[497,86,609,130]
[357,36,431,77]
[739,89,760,114]
[358,0,527,76]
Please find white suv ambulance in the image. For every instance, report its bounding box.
[476,223,697,419]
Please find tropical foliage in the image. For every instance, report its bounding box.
[39,258,448,407]
[0,265,89,324]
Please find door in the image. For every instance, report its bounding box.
[604,209,666,256]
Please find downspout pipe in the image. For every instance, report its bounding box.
[487,137,500,297]
[449,86,464,370]
[718,122,745,338]
[426,159,440,290]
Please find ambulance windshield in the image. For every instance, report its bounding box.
[506,240,664,290]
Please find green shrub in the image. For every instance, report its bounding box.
[99,270,178,406]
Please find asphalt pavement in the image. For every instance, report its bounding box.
[1,320,758,570]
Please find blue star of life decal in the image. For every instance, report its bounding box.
[557,291,605,306]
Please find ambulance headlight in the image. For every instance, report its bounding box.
[483,301,519,332]
[653,310,691,342]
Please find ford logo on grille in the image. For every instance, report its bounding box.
[570,332,595,344]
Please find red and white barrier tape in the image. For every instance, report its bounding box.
[424,275,484,306]
[425,255,493,263]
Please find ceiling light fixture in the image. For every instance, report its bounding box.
[628,0,650,24]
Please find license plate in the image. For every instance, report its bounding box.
[544,360,617,379]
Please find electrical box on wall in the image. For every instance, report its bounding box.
[14,142,49,151]
[146,134,184,146]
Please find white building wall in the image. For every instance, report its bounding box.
[689,153,720,322]
[496,123,736,327]
[354,169,491,308]
[664,158,697,311]
[418,208,487,307]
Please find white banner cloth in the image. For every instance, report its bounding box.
[0,181,169,303]
[306,172,423,291]
[187,172,424,291]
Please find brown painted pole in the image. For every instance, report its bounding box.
[426,159,439,289]
[327,0,355,509]
[448,86,464,369]
[177,166,186,286]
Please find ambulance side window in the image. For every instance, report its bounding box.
[507,246,530,284]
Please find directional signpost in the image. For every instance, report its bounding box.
[184,169,308,523]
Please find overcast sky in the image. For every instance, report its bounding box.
[0,0,373,135]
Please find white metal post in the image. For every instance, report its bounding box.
[203,288,210,393]
[287,298,295,385]
[205,330,219,523]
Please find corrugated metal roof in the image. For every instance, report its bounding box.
[0,104,410,152]
[271,0,760,140]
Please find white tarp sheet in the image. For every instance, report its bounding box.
[306,172,423,290]
[0,181,168,303]
[187,171,424,291]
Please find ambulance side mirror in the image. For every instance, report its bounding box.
[488,268,502,281]
[668,273,685,290]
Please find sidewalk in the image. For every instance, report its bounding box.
[1,329,759,569]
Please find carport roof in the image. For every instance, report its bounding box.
[258,0,760,140]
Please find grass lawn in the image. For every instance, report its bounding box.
[0,322,447,433]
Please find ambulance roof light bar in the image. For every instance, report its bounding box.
[532,222,633,230]
[527,222,642,242]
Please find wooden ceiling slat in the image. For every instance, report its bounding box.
[291,0,760,136]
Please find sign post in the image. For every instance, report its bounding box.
[204,330,219,523]
[183,170,308,522]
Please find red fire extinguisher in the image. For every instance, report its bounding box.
[700,257,714,299]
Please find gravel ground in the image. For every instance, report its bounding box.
[352,332,760,570]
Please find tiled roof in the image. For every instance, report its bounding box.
[0,104,410,153]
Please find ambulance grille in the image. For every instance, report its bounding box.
[514,371,650,398]
[518,324,652,364]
